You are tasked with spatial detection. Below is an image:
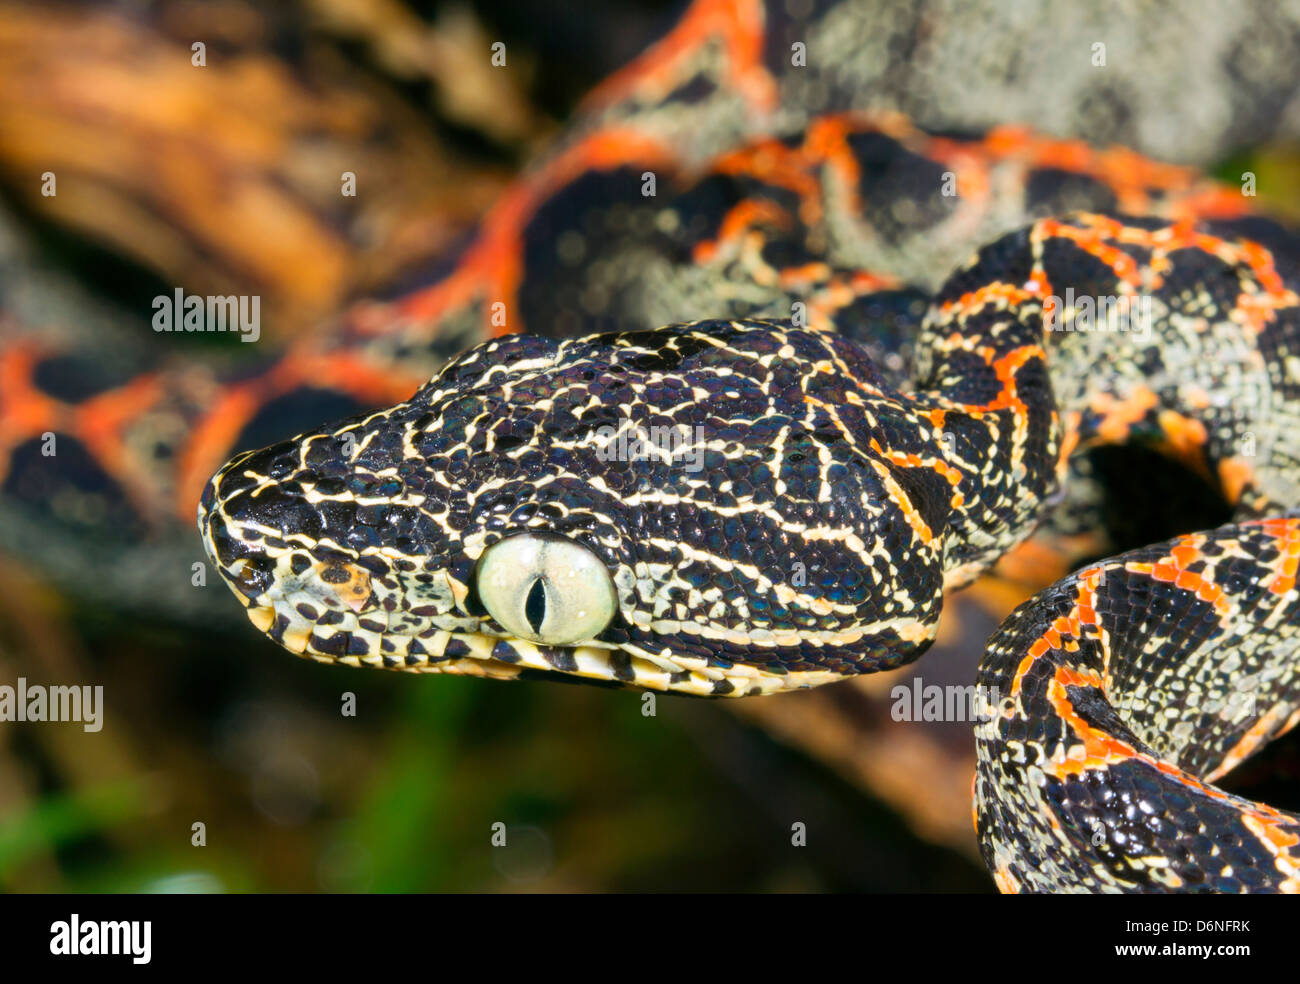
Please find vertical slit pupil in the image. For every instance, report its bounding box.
[524,577,547,634]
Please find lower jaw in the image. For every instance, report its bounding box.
[240,601,850,696]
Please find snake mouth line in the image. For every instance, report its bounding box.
[233,592,845,696]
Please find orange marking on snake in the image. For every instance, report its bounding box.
[1089,386,1158,444]
[1210,704,1299,783]
[1041,663,1142,777]
[1125,533,1231,615]
[1009,571,1103,698]
[869,458,935,546]
[979,127,1241,219]
[1164,185,1253,221]
[1239,239,1289,295]
[1151,409,1215,484]
[1239,815,1300,883]
[1046,217,1298,324]
[993,867,1021,894]
[693,198,793,263]
[775,262,832,287]
[875,446,965,487]
[1041,675,1288,836]
[1037,217,1150,288]
[0,344,64,484]
[1155,409,1208,459]
[1218,457,1256,505]
[1037,647,1259,803]
[1260,516,1300,596]
[1043,661,1248,801]
[920,135,991,207]
[1236,291,1288,337]
[72,374,166,513]
[803,115,867,220]
[175,346,423,522]
[380,129,677,340]
[980,345,1046,417]
[581,0,777,115]
[942,278,1047,317]
[712,137,824,226]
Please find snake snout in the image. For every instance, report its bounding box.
[199,437,399,658]
[198,440,319,598]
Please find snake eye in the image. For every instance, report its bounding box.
[475,534,617,644]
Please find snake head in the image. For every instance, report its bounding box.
[198,320,951,695]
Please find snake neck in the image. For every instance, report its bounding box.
[906,211,1300,586]
[905,283,1062,589]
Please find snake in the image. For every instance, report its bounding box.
[9,0,1300,893]
[196,147,1300,890]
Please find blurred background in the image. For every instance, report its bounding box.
[1,0,1298,893]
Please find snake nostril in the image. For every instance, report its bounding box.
[231,554,275,599]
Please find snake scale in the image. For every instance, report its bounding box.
[10,0,1300,892]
